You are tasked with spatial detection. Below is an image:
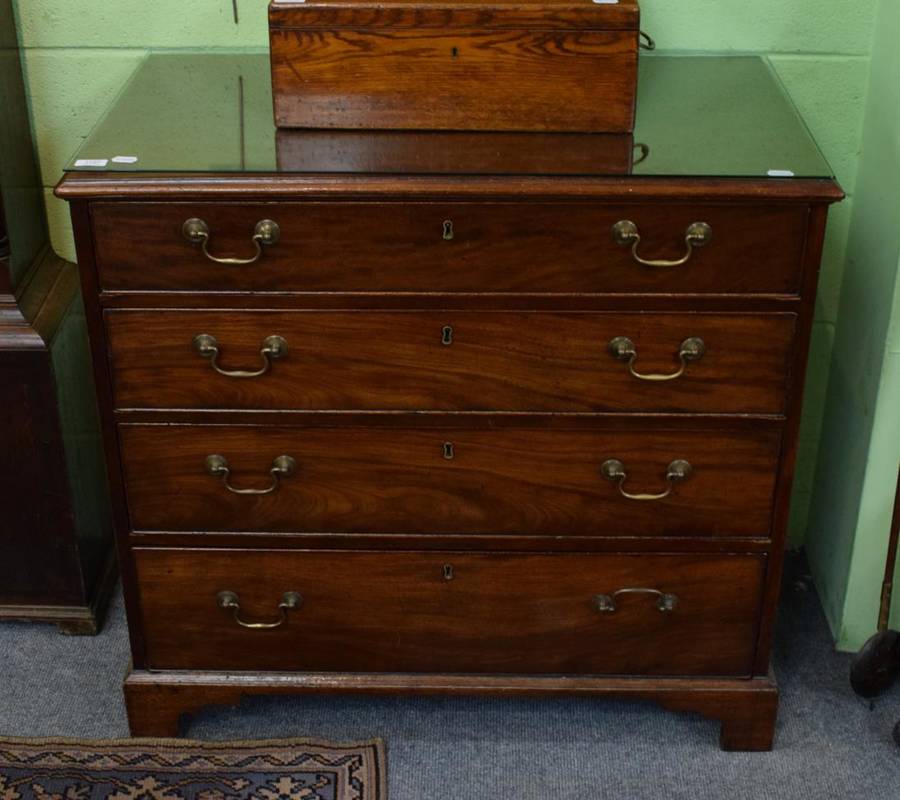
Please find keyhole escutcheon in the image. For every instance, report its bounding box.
[442,219,454,240]
[442,325,454,346]
[443,442,455,460]
[443,564,455,581]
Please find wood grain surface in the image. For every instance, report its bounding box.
[124,666,779,750]
[271,28,636,131]
[268,0,642,30]
[91,201,809,294]
[133,547,765,675]
[105,309,797,414]
[56,174,845,203]
[274,129,635,174]
[119,423,782,536]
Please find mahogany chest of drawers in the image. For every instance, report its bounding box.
[57,53,842,750]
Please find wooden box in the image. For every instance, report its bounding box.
[269,0,640,132]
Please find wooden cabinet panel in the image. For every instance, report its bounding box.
[270,29,637,131]
[135,547,766,675]
[120,423,782,537]
[106,310,797,414]
[92,202,808,295]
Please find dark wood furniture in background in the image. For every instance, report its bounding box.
[0,0,115,634]
[56,52,842,747]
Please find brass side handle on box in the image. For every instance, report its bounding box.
[612,220,712,267]
[205,454,297,495]
[182,217,280,265]
[601,458,692,501]
[193,333,287,379]
[633,142,650,166]
[608,336,706,382]
[593,588,678,614]
[216,590,303,629]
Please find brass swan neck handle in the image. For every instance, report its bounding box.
[612,220,712,268]
[601,458,693,501]
[608,336,706,382]
[193,333,288,379]
[183,217,280,266]
[216,590,303,629]
[593,588,678,614]
[205,454,297,495]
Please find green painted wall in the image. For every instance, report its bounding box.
[0,0,46,290]
[806,0,900,650]
[8,0,878,548]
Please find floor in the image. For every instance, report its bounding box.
[1,555,898,799]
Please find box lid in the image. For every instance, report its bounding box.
[269,0,640,30]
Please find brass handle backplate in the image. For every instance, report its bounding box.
[193,333,287,379]
[608,336,706,382]
[216,590,302,629]
[183,217,280,265]
[593,588,678,614]
[601,458,692,501]
[612,220,712,267]
[205,454,297,495]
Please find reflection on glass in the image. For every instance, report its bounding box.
[275,130,637,175]
[65,52,833,180]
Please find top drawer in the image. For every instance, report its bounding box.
[91,202,809,295]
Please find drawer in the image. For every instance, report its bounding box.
[106,310,797,414]
[120,424,782,537]
[92,202,809,294]
[270,28,637,132]
[134,548,766,675]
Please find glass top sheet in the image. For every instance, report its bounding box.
[65,52,833,179]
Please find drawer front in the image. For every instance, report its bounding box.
[107,310,796,414]
[134,548,766,675]
[120,424,782,537]
[92,202,808,294]
[270,29,636,132]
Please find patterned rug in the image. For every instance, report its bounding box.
[0,738,385,800]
